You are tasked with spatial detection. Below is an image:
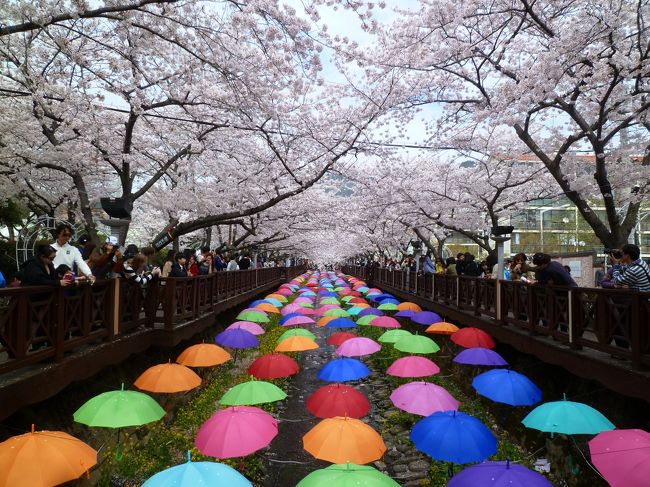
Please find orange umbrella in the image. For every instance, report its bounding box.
[275,336,319,352]
[256,303,281,314]
[134,362,201,393]
[303,417,386,464]
[317,316,337,327]
[426,322,459,335]
[177,343,231,367]
[0,425,96,487]
[266,293,288,303]
[397,302,423,312]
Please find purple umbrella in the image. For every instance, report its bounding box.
[336,337,381,357]
[448,460,552,487]
[453,348,508,367]
[390,381,459,416]
[412,311,443,326]
[215,329,259,362]
[358,308,384,317]
[395,310,417,319]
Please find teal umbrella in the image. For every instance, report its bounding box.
[522,394,615,435]
[142,451,252,486]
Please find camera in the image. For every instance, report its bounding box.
[604,248,623,259]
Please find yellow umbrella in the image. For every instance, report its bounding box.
[0,425,97,487]
[177,343,231,367]
[275,336,319,352]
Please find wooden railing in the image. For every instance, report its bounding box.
[0,267,305,375]
[344,266,650,369]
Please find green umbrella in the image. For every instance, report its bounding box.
[522,394,615,435]
[356,315,378,326]
[236,310,270,323]
[378,329,412,344]
[324,308,350,318]
[73,384,165,428]
[297,463,399,487]
[377,302,398,311]
[394,335,440,354]
[320,298,340,305]
[278,328,316,342]
[221,380,287,406]
[340,296,355,303]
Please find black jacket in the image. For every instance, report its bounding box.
[238,257,251,270]
[169,262,188,278]
[20,258,60,287]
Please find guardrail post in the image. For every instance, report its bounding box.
[55,288,65,363]
[630,294,642,369]
[496,280,502,322]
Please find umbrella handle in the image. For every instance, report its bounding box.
[447,463,454,478]
[115,428,124,461]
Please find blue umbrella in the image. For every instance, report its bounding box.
[448,460,552,487]
[472,369,541,406]
[143,451,252,487]
[410,411,497,464]
[358,308,384,317]
[412,311,442,325]
[249,299,267,307]
[318,358,370,382]
[215,329,259,349]
[377,298,400,305]
[370,293,395,302]
[326,318,357,329]
[395,310,417,319]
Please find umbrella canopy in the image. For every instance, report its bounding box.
[326,318,357,329]
[358,308,383,317]
[267,293,289,302]
[220,380,287,406]
[143,452,252,486]
[522,394,615,435]
[397,302,422,312]
[394,310,417,319]
[195,406,278,459]
[411,411,498,464]
[236,309,270,323]
[451,327,495,349]
[317,316,338,327]
[280,312,303,324]
[377,302,399,311]
[411,311,442,325]
[74,385,165,428]
[248,354,300,379]
[588,429,650,487]
[278,328,316,342]
[215,328,259,349]
[255,303,280,314]
[326,332,357,346]
[177,343,231,367]
[296,463,399,487]
[390,381,459,416]
[447,460,552,487]
[426,322,460,335]
[454,348,508,366]
[227,321,265,335]
[303,417,386,464]
[134,362,202,393]
[394,335,440,354]
[336,337,381,357]
[282,315,316,327]
[370,316,401,329]
[472,369,542,406]
[306,384,371,419]
[378,330,412,345]
[0,426,97,487]
[318,358,371,382]
[275,336,319,352]
[356,315,379,326]
[324,308,351,318]
[387,356,440,378]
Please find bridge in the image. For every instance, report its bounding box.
[343,266,650,403]
[0,266,305,420]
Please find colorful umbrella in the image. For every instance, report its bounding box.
[356,315,379,326]
[358,308,383,317]
[326,332,357,346]
[326,318,357,329]
[453,347,508,366]
[296,462,399,487]
[394,335,440,354]
[248,354,300,379]
[426,322,459,335]
[386,356,440,378]
[282,315,316,327]
[472,369,541,406]
[0,425,97,487]
[275,336,319,352]
[336,337,381,357]
[306,384,371,419]
[447,460,552,487]
[74,384,165,428]
[143,451,252,486]
[267,293,289,302]
[303,417,386,464]
[411,311,442,325]
[195,407,278,459]
[377,302,399,311]
[227,321,265,335]
[411,411,497,464]
[215,328,259,349]
[370,316,401,329]
[318,358,371,382]
[397,302,422,312]
[278,328,316,342]
[394,310,416,319]
[451,327,495,349]
[390,381,459,416]
[220,380,287,406]
[134,362,202,393]
[588,429,650,487]
[522,394,615,435]
[236,309,270,323]
[177,343,231,367]
[324,308,351,318]
[255,303,280,314]
[378,329,412,343]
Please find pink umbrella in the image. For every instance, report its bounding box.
[336,337,382,357]
[370,316,401,329]
[390,381,459,416]
[282,316,316,327]
[276,288,293,296]
[195,406,278,458]
[281,303,307,315]
[588,429,650,487]
[226,321,265,335]
[315,305,340,316]
[294,297,313,303]
[387,356,440,378]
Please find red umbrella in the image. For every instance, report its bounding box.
[306,384,370,419]
[326,332,357,346]
[248,354,300,379]
[451,327,495,349]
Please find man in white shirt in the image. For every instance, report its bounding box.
[51,222,96,283]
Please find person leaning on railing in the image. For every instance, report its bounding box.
[122,253,160,286]
[609,244,650,293]
[20,245,75,288]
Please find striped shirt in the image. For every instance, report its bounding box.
[612,259,650,293]
[122,264,155,287]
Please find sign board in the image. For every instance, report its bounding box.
[568,260,582,278]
